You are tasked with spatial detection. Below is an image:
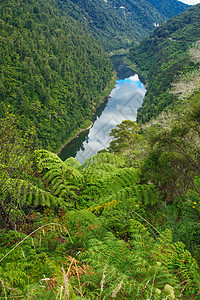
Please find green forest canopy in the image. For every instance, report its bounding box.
[128,3,200,123]
[61,0,188,51]
[0,0,114,151]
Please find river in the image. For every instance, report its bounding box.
[59,56,146,164]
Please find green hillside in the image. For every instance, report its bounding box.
[128,4,200,123]
[57,0,166,51]
[0,0,114,151]
[58,0,188,52]
[146,0,189,18]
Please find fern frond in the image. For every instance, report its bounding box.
[34,150,83,200]
[132,184,159,206]
[34,150,82,181]
[81,168,109,181]
[2,177,65,208]
[88,200,119,213]
[83,168,141,200]
[80,153,125,170]
[88,184,158,214]
[64,157,81,168]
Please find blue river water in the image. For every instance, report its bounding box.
[59,57,146,164]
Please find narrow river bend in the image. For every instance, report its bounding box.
[59,56,146,164]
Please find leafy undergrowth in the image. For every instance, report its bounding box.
[1,212,200,299]
[1,112,200,298]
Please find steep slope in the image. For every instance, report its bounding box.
[146,0,189,18]
[58,0,167,51]
[58,0,189,51]
[128,4,200,123]
[0,0,114,151]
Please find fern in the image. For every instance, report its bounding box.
[1,177,65,208]
[34,150,83,202]
[64,157,81,168]
[35,150,82,181]
[88,184,158,215]
[80,216,200,298]
[80,152,126,170]
[83,168,141,199]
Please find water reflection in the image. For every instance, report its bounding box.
[59,57,146,163]
[74,75,145,164]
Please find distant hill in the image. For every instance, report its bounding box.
[0,0,190,152]
[146,0,189,18]
[0,0,114,150]
[58,0,188,51]
[128,4,200,123]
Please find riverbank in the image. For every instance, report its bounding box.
[59,56,145,162]
[124,57,147,86]
[56,121,93,155]
[108,48,131,57]
[56,72,117,155]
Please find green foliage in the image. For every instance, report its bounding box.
[109,120,141,151]
[80,152,126,170]
[1,1,200,298]
[79,219,200,298]
[108,120,146,165]
[1,117,200,298]
[0,0,114,151]
[63,0,168,52]
[145,0,188,18]
[0,115,67,230]
[128,4,200,123]
[137,89,200,265]
[1,212,199,299]
[142,92,200,200]
[33,150,158,213]
[163,177,200,263]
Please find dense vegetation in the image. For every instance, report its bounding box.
[63,0,165,51]
[146,0,188,18]
[0,0,190,153]
[1,109,200,298]
[128,4,200,123]
[0,0,114,151]
[60,0,188,52]
[1,41,200,297]
[1,0,200,299]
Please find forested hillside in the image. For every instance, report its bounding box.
[0,0,114,151]
[146,0,189,18]
[0,0,190,152]
[60,0,188,51]
[1,0,200,299]
[128,4,200,123]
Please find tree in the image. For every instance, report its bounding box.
[108,120,145,165]
[142,93,200,201]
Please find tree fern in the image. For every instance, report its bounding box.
[34,150,82,181]
[82,167,141,199]
[80,152,126,170]
[88,185,158,215]
[1,177,65,208]
[34,150,83,203]
[64,157,81,168]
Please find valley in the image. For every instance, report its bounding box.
[59,56,146,163]
[0,1,200,299]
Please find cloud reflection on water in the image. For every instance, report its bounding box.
[75,75,146,164]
